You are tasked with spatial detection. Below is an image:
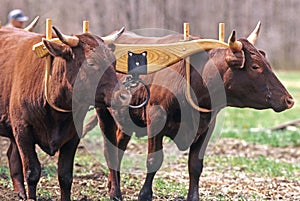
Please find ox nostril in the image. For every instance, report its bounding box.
[117,90,132,105]
[285,96,294,108]
[120,93,131,101]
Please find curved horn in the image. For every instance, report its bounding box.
[228,30,243,52]
[101,26,125,44]
[52,26,79,47]
[24,16,40,32]
[247,21,261,45]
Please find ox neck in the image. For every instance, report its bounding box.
[187,60,227,112]
[44,57,73,113]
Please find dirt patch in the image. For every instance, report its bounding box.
[0,137,299,200]
[208,138,300,164]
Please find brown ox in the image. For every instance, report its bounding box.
[0,27,125,201]
[87,23,294,201]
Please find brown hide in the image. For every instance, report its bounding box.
[0,27,119,200]
[96,30,294,201]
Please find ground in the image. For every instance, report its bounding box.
[0,137,299,201]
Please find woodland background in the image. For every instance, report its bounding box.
[1,0,299,70]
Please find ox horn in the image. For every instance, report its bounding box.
[247,21,261,45]
[228,30,243,52]
[52,26,79,47]
[101,26,125,44]
[24,16,40,32]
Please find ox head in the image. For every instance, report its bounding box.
[214,22,294,112]
[42,27,127,108]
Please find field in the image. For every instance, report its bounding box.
[0,71,299,200]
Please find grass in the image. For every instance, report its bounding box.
[220,129,300,147]
[41,164,57,180]
[154,177,188,199]
[0,166,11,189]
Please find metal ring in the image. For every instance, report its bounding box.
[128,79,150,109]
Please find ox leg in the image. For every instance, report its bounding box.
[186,135,205,201]
[138,135,163,201]
[7,139,26,199]
[96,107,122,200]
[58,136,80,201]
[187,122,215,201]
[14,129,41,200]
[107,129,131,194]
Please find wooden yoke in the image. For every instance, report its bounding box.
[83,20,89,33]
[43,19,72,113]
[219,23,225,42]
[184,23,212,113]
[114,39,228,74]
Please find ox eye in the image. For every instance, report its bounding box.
[87,62,95,67]
[251,65,259,70]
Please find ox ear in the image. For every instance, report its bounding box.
[107,43,116,52]
[226,31,245,68]
[259,50,266,57]
[42,39,74,59]
[225,50,245,69]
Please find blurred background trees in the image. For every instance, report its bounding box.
[1,0,299,70]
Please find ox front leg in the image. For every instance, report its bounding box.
[58,136,80,201]
[107,129,131,195]
[138,105,165,201]
[138,136,163,201]
[7,139,26,199]
[14,126,41,200]
[96,107,122,200]
[187,125,214,201]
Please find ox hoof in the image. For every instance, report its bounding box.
[109,191,123,201]
[110,195,122,201]
[186,195,199,201]
[138,190,152,201]
[112,197,122,201]
[174,199,185,201]
[17,192,27,200]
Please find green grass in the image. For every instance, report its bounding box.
[0,166,12,189]
[0,166,9,178]
[154,177,188,199]
[37,189,53,199]
[221,129,300,147]
[41,164,57,180]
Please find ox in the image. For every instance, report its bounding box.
[0,27,126,200]
[86,23,294,201]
